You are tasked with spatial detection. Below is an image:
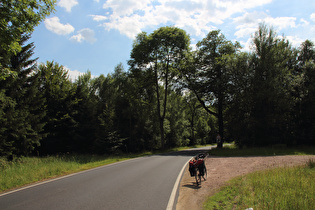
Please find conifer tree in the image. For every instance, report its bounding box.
[0,35,46,156]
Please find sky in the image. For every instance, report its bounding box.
[30,0,315,80]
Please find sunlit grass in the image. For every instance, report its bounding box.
[0,154,135,192]
[204,160,315,210]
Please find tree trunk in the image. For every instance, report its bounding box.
[154,57,167,149]
[217,90,224,148]
[159,117,165,149]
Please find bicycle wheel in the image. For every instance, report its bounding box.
[202,165,207,181]
[195,168,201,185]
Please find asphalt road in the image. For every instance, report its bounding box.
[0,147,212,210]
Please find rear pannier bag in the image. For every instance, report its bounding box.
[198,163,205,176]
[189,160,195,177]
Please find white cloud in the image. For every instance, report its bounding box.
[286,36,304,47]
[311,13,315,22]
[94,0,273,39]
[58,0,78,12]
[67,69,97,81]
[233,12,266,25]
[67,69,85,81]
[103,0,150,16]
[233,12,297,39]
[299,18,309,26]
[44,17,75,35]
[70,28,97,43]
[264,16,296,30]
[90,15,108,22]
[64,67,97,81]
[234,27,257,39]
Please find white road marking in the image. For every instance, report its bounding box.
[166,160,189,210]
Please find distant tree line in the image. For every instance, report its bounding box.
[1,1,314,157]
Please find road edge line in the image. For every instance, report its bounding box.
[166,159,189,210]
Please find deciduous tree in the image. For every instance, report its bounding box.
[129,26,190,148]
[188,30,240,148]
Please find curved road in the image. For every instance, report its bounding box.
[0,147,212,210]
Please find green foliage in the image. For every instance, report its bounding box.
[185,30,241,148]
[224,24,315,147]
[295,58,315,145]
[37,61,78,154]
[184,93,215,145]
[204,164,315,210]
[0,35,46,156]
[0,0,56,56]
[0,0,55,156]
[248,25,296,145]
[0,0,56,81]
[129,26,191,149]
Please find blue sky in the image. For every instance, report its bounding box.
[30,0,315,80]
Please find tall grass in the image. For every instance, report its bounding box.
[0,155,132,192]
[204,160,315,210]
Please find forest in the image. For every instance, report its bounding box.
[1,0,314,158]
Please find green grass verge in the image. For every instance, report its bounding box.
[0,154,133,192]
[203,160,315,210]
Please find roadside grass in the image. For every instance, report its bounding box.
[204,144,315,210]
[203,160,315,210]
[0,154,134,192]
[210,143,315,156]
[0,144,213,193]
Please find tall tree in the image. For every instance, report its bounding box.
[94,73,127,154]
[250,24,296,146]
[224,52,253,146]
[0,35,46,156]
[0,0,55,156]
[187,30,240,148]
[296,40,315,145]
[298,40,315,66]
[37,61,77,154]
[129,26,190,149]
[72,71,99,153]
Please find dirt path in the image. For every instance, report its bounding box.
[176,155,315,210]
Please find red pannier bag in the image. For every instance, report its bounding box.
[196,159,204,166]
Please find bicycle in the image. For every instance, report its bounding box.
[189,153,207,186]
